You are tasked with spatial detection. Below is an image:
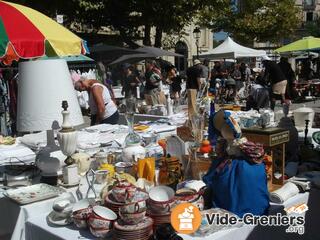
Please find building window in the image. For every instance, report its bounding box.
[304,0,314,6]
[175,41,188,74]
[306,12,314,21]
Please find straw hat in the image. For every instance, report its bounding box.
[193,59,201,65]
[211,110,242,141]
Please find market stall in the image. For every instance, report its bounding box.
[0,2,319,237]
[1,100,319,240]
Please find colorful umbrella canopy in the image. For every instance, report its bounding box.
[275,36,320,53]
[39,55,94,63]
[0,1,88,65]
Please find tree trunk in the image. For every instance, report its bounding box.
[144,25,152,46]
[154,27,163,48]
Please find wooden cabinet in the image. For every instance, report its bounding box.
[242,127,289,189]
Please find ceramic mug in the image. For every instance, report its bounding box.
[111,181,136,203]
[71,199,94,229]
[119,210,146,225]
[120,201,146,214]
[88,206,117,238]
[148,199,175,214]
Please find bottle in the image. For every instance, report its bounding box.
[210,98,215,117]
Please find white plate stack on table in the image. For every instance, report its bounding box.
[146,186,176,226]
[113,216,154,240]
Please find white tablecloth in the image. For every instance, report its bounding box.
[0,187,77,240]
[23,192,310,240]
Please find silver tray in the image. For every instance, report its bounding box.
[4,183,66,205]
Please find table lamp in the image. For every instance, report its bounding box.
[17,59,84,184]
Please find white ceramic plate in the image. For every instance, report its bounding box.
[47,211,72,226]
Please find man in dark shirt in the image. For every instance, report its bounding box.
[186,59,202,118]
[262,56,287,110]
[278,57,295,100]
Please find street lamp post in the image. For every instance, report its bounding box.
[193,27,201,59]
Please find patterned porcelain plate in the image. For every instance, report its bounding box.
[114,229,152,237]
[114,217,153,231]
[47,211,72,226]
[4,183,66,205]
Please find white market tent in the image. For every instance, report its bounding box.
[200,37,267,59]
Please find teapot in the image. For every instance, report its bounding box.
[93,149,108,166]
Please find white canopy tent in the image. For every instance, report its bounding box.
[200,37,267,59]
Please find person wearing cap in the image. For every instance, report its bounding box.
[262,56,288,110]
[186,59,202,118]
[74,78,119,126]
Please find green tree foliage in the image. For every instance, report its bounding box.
[11,0,214,47]
[102,0,215,47]
[11,0,301,47]
[198,0,301,45]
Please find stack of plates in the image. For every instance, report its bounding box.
[146,210,171,226]
[104,193,124,216]
[113,217,153,240]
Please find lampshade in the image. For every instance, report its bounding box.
[17,59,84,132]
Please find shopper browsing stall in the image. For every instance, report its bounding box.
[74,78,119,125]
[262,56,288,110]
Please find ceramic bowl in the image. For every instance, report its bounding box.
[115,162,135,175]
[111,181,136,203]
[149,186,175,203]
[119,210,146,225]
[71,199,95,228]
[175,188,199,202]
[88,206,117,237]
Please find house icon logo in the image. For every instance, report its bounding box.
[171,203,202,234]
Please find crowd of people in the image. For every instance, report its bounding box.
[185,56,297,112]
[72,55,300,126]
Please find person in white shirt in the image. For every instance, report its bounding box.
[75,78,119,125]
